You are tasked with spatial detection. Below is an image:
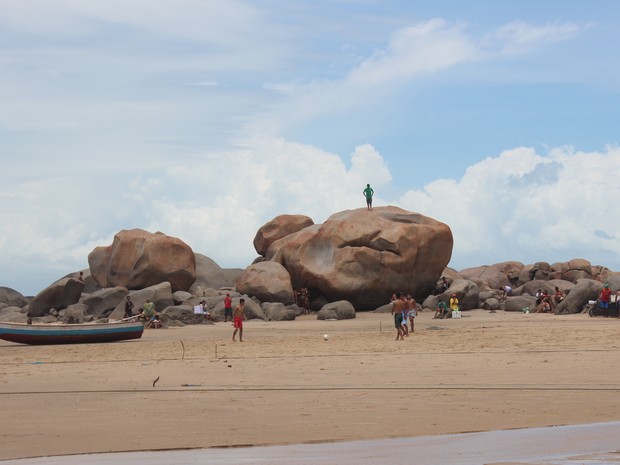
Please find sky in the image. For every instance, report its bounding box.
[1,0,620,296]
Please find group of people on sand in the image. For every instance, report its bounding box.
[390,292,417,340]
[433,293,460,319]
[534,286,566,313]
[121,293,248,336]
[123,297,163,329]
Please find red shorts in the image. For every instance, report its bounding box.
[234,317,243,329]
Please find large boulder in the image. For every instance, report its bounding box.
[603,272,620,291]
[518,262,553,284]
[189,254,244,294]
[235,261,294,304]
[516,279,573,297]
[559,259,593,283]
[0,287,29,308]
[556,279,603,314]
[271,206,452,310]
[254,214,314,256]
[458,261,523,290]
[29,278,85,317]
[80,287,128,318]
[88,229,196,292]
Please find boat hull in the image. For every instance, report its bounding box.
[0,321,145,345]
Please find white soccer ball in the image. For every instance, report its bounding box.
[323,334,329,341]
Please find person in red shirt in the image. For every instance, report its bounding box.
[224,293,233,323]
[599,284,612,317]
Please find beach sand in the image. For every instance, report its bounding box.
[1,310,619,461]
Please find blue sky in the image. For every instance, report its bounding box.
[1,0,620,295]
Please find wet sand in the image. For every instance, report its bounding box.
[1,310,619,462]
[2,422,620,465]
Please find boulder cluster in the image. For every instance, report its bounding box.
[242,206,453,310]
[423,259,620,316]
[0,210,616,327]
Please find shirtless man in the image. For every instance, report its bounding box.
[232,298,246,342]
[391,292,406,341]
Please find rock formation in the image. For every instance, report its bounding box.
[254,214,314,256]
[29,277,85,317]
[266,206,453,310]
[235,261,294,304]
[88,229,196,292]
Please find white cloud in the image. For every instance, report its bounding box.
[481,20,586,55]
[398,145,620,269]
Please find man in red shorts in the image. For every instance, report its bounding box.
[232,298,246,342]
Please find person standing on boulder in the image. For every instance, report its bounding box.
[363,184,374,210]
[232,298,246,342]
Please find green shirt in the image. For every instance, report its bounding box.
[142,302,155,318]
[363,187,374,199]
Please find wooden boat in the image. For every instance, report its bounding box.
[0,321,145,345]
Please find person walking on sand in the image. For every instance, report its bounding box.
[232,298,246,342]
[363,183,374,210]
[407,294,417,332]
[391,292,406,341]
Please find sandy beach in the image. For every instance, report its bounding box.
[1,310,620,461]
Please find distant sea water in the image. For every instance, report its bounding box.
[3,422,619,465]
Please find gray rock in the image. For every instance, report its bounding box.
[63,304,87,323]
[172,291,193,305]
[0,287,29,307]
[556,279,603,314]
[190,253,244,292]
[318,301,356,320]
[0,306,28,323]
[262,302,296,321]
[439,279,480,311]
[316,308,338,320]
[30,278,85,317]
[504,295,536,312]
[161,304,206,325]
[81,287,128,318]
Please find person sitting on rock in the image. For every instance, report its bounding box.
[535,289,544,306]
[536,298,551,313]
[146,314,162,329]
